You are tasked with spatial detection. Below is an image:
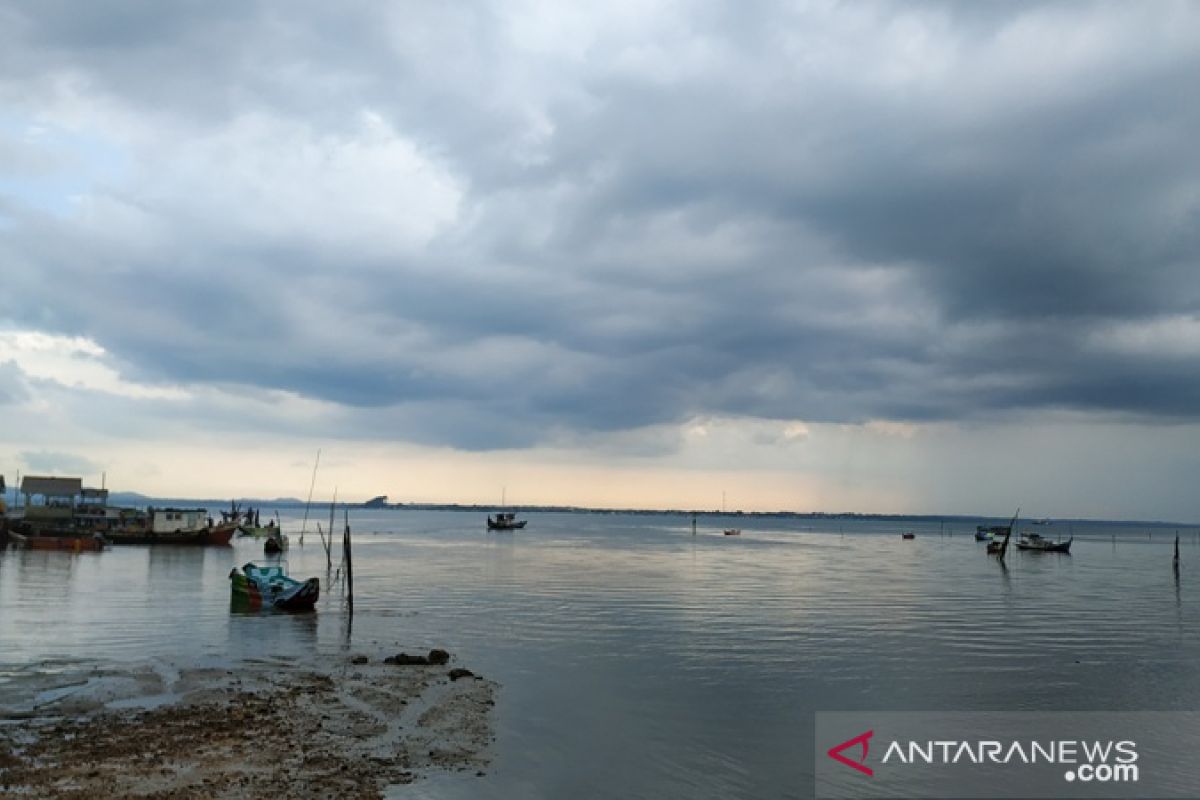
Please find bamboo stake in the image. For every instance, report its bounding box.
[343,509,353,617]
[299,448,321,545]
[326,487,336,570]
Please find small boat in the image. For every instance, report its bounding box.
[487,511,527,531]
[975,525,1008,541]
[229,562,319,611]
[264,530,288,554]
[901,532,916,540]
[986,539,1005,554]
[723,529,742,536]
[1016,532,1072,553]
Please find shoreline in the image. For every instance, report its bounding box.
[0,652,496,798]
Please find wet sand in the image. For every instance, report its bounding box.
[0,653,496,798]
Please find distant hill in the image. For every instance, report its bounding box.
[106,492,306,508]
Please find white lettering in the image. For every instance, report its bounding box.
[910,741,933,764]
[1081,741,1112,763]
[1031,741,1055,763]
[1004,741,1029,763]
[979,741,1004,763]
[953,742,979,764]
[882,741,907,764]
[1115,740,1138,763]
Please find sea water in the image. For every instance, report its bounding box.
[2,511,1197,799]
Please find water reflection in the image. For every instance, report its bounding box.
[4,513,1200,800]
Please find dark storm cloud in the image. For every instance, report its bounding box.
[1,1,1198,449]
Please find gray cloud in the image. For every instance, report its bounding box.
[19,449,102,476]
[1,1,1198,450]
[0,360,29,405]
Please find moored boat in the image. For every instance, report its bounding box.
[7,529,108,551]
[230,562,319,611]
[108,508,235,546]
[1016,532,1072,553]
[5,476,113,552]
[487,512,527,531]
[264,530,288,554]
[724,528,742,536]
[976,525,1008,541]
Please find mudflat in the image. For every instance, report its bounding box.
[0,653,496,799]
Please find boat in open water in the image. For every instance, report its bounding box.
[1016,532,1072,553]
[230,562,320,611]
[976,525,1008,541]
[724,529,742,536]
[264,529,288,554]
[487,511,527,531]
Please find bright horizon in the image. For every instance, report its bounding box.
[3,3,1200,522]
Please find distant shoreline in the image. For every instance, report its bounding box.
[73,493,1199,528]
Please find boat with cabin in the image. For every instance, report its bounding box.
[1016,532,1072,553]
[264,529,289,554]
[4,476,115,551]
[487,511,527,531]
[107,507,236,546]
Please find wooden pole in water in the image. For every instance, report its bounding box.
[326,487,336,570]
[343,508,353,617]
[999,508,1019,562]
[1174,534,1180,570]
[691,513,696,536]
[299,448,321,546]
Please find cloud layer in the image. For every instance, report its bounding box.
[1,1,1199,455]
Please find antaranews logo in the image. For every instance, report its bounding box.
[817,712,1200,799]
[826,730,874,777]
[824,728,1138,785]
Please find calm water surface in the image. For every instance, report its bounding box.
[3,512,1199,799]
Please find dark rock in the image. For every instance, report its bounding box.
[350,655,369,665]
[427,648,450,665]
[448,668,475,681]
[384,653,430,666]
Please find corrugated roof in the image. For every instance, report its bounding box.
[20,476,83,497]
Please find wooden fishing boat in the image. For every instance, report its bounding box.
[1016,533,1072,553]
[264,530,288,554]
[487,512,527,531]
[7,529,107,552]
[976,525,1008,541]
[230,562,319,611]
[108,522,236,546]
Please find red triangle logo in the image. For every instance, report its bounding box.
[827,730,874,777]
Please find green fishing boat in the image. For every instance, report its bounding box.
[229,562,319,612]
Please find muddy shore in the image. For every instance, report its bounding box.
[0,652,496,798]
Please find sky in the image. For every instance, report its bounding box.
[1,1,1198,519]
